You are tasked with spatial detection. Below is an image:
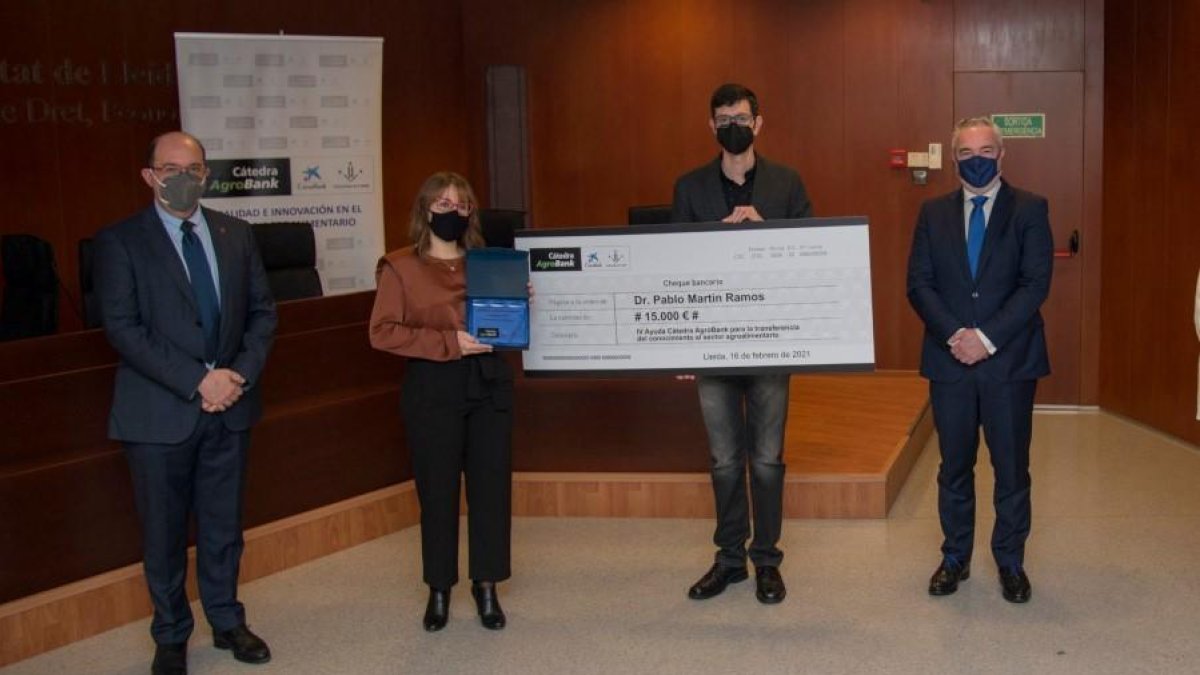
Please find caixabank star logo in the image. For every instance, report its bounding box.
[296,164,327,191]
[583,246,630,269]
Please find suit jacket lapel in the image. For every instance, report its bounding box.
[139,207,197,313]
[977,181,1014,279]
[946,190,973,284]
[751,155,771,216]
[703,156,728,222]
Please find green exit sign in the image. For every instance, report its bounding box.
[991,113,1045,139]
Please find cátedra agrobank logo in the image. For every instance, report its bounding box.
[204,158,292,198]
[529,247,582,272]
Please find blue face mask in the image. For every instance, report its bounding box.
[957,155,999,189]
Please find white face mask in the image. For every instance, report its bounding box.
[154,172,207,213]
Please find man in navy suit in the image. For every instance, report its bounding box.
[906,117,1053,603]
[95,132,277,674]
[671,83,811,605]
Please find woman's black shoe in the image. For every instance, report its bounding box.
[471,581,506,630]
[423,588,450,632]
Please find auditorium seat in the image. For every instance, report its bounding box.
[627,204,673,226]
[479,208,527,248]
[1,234,59,340]
[251,222,323,302]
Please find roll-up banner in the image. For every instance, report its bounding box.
[174,33,385,294]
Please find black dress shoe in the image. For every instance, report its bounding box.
[687,563,749,600]
[1000,567,1032,603]
[151,642,187,675]
[213,624,271,664]
[928,560,971,596]
[424,588,450,631]
[471,581,506,630]
[755,566,786,604]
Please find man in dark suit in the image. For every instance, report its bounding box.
[906,117,1053,604]
[94,131,277,674]
[671,83,811,605]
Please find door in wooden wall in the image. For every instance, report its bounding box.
[954,73,1085,404]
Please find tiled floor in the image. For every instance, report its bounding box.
[6,411,1200,674]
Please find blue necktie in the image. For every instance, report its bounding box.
[181,221,221,363]
[967,195,987,278]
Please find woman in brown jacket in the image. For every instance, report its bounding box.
[369,171,512,632]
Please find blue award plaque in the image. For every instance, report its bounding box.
[466,248,530,349]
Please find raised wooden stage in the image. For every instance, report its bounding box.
[512,371,932,519]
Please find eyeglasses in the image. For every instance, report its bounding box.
[430,197,473,215]
[713,114,755,129]
[152,163,207,179]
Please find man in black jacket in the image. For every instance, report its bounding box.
[671,83,811,605]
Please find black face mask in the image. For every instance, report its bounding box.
[429,210,470,242]
[716,124,755,155]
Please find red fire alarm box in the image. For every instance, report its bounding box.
[889,148,907,169]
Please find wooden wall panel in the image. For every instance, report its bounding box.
[619,1,687,211]
[1100,0,1200,445]
[1099,1,1157,412]
[1161,1,1200,442]
[512,376,710,473]
[460,0,966,372]
[0,0,468,332]
[843,0,959,374]
[1079,0,1105,404]
[4,0,1105,391]
[887,1,958,370]
[461,0,1100,399]
[1,291,761,603]
[543,2,629,228]
[0,451,141,606]
[844,0,907,371]
[672,0,736,202]
[244,388,407,526]
[0,483,420,667]
[0,366,113,470]
[1,1,1112,387]
[955,0,1086,71]
[783,2,848,218]
[0,292,408,603]
[1122,0,1170,422]
[0,2,75,331]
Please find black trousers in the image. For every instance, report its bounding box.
[124,414,249,645]
[402,354,513,589]
[930,373,1037,569]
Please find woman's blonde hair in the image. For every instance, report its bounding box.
[408,171,485,254]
